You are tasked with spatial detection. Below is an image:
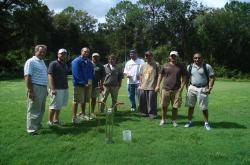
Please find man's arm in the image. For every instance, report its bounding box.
[25,75,34,100]
[48,74,56,95]
[208,76,215,94]
[155,74,163,92]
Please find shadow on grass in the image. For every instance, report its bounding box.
[40,111,140,135]
[178,121,247,129]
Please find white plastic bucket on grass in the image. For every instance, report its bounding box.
[122,130,132,142]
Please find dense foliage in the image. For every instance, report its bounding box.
[0,0,249,77]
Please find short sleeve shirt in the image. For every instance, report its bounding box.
[48,60,68,89]
[187,63,215,86]
[92,62,105,88]
[24,56,48,86]
[124,58,144,84]
[140,61,160,90]
[160,63,186,90]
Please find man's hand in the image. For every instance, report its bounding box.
[51,89,57,95]
[27,90,35,101]
[155,86,160,92]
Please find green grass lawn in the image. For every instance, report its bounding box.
[0,78,250,165]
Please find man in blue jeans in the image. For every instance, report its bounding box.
[123,49,144,111]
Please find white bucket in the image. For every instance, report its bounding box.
[122,130,132,142]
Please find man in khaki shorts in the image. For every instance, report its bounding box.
[155,51,187,127]
[71,47,93,124]
[184,52,215,130]
[48,48,69,126]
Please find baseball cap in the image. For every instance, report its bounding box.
[130,49,136,53]
[58,48,67,54]
[169,51,179,57]
[92,53,100,57]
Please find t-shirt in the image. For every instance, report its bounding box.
[92,62,105,88]
[160,63,186,90]
[140,61,160,90]
[48,60,68,89]
[123,58,144,84]
[24,56,48,86]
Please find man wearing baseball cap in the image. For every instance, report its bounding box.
[47,48,69,126]
[91,52,105,116]
[155,50,187,127]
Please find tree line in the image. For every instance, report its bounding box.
[0,0,249,78]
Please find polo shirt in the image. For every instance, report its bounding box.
[71,55,93,86]
[187,63,215,86]
[24,56,48,86]
[48,60,68,89]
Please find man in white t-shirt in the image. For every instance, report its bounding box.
[123,49,144,111]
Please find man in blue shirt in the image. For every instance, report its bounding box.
[71,47,93,124]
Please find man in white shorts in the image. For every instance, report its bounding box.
[48,48,69,126]
[184,52,215,130]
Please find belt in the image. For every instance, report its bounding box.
[191,84,207,88]
[33,83,47,87]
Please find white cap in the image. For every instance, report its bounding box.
[92,53,100,57]
[58,48,67,54]
[169,51,179,57]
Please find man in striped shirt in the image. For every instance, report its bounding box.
[24,44,48,135]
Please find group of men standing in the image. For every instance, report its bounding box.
[124,50,215,130]
[24,44,215,135]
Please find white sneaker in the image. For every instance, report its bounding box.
[159,119,166,126]
[172,121,178,127]
[47,121,54,127]
[53,120,64,125]
[184,121,192,128]
[130,108,135,112]
[204,123,211,130]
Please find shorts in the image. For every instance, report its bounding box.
[91,87,100,99]
[73,86,91,103]
[49,89,68,110]
[161,89,182,108]
[187,85,208,111]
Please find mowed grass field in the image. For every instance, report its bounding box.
[0,78,250,165]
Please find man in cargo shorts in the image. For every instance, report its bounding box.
[155,51,187,127]
[184,52,215,130]
[47,48,69,126]
[71,47,93,124]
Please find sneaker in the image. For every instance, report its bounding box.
[159,119,166,126]
[53,120,64,125]
[130,108,135,112]
[184,121,192,128]
[204,123,211,131]
[172,121,178,127]
[47,121,54,127]
[72,117,81,124]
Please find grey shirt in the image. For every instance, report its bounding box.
[187,63,215,86]
[48,60,68,89]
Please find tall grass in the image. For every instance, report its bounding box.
[0,78,249,165]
